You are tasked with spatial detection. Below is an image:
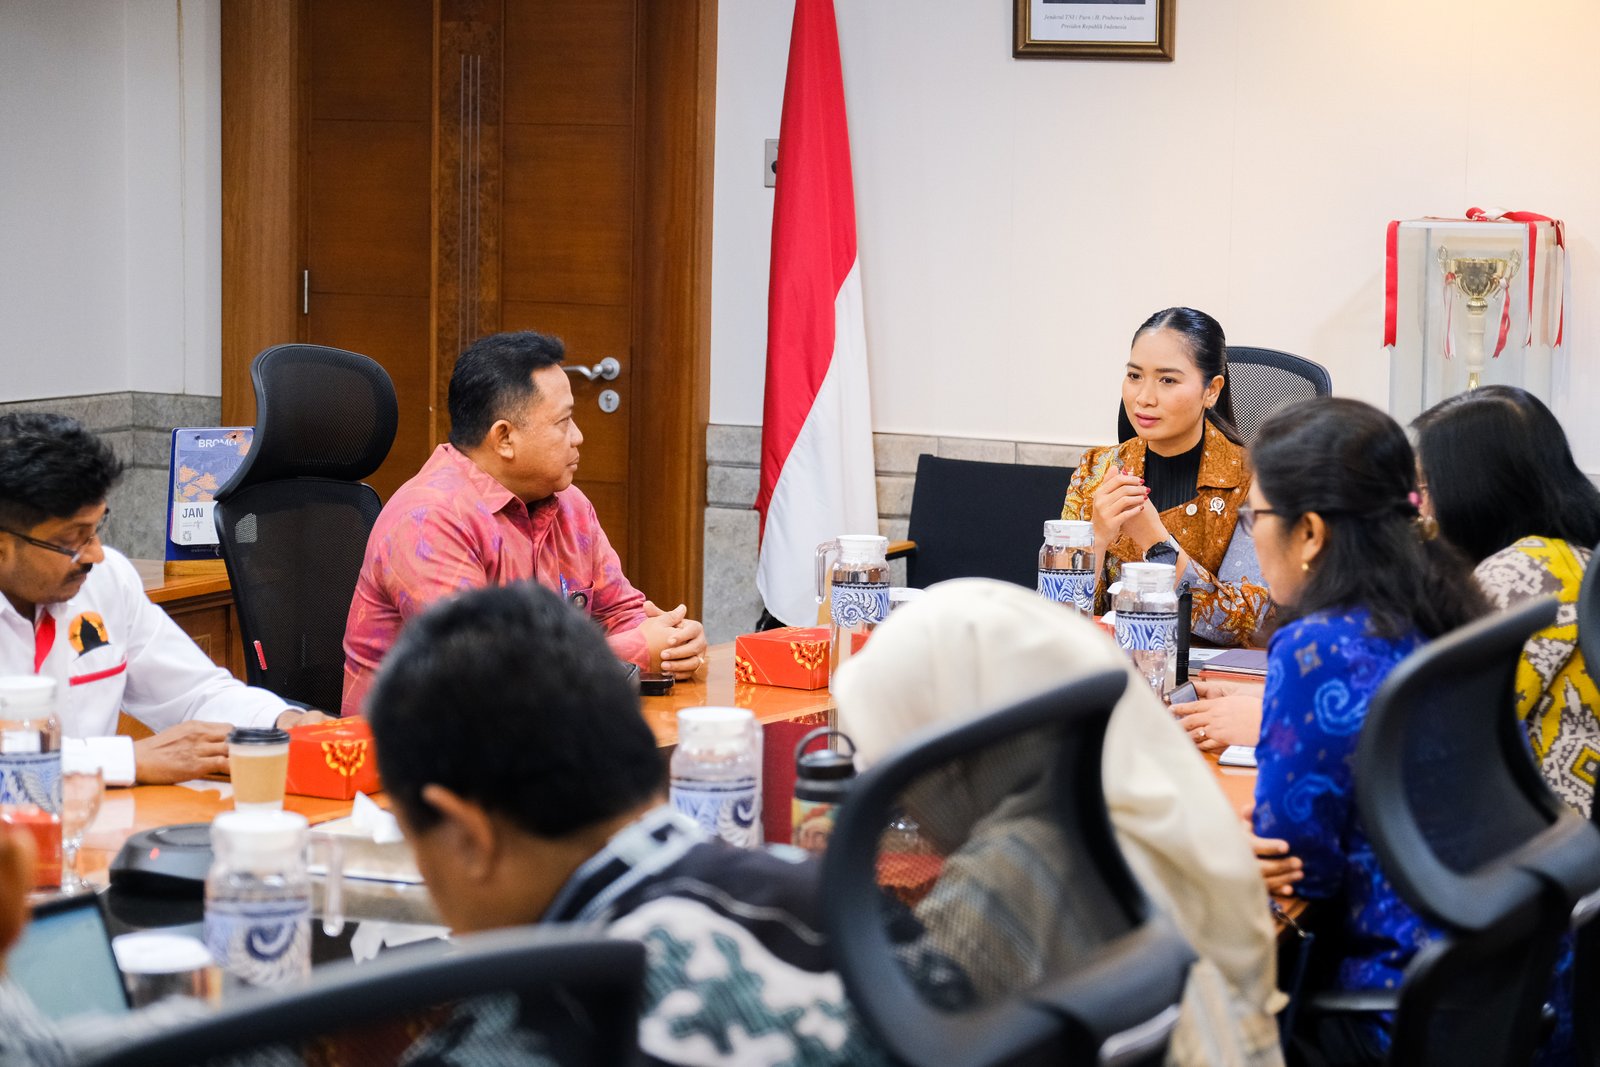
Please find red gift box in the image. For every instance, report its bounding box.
[733,627,831,690]
[286,717,382,800]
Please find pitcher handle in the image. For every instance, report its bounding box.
[814,539,840,604]
[315,834,345,937]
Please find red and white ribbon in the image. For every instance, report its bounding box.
[1383,209,1566,352]
[1440,267,1455,360]
[1466,207,1567,349]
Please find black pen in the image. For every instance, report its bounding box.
[1269,897,1307,938]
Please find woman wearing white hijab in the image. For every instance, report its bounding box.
[833,578,1283,1067]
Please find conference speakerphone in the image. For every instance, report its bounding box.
[110,822,214,897]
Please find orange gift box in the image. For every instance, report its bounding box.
[733,627,831,690]
[286,717,381,800]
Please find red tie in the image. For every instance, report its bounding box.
[33,613,55,674]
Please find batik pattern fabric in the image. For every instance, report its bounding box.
[1252,609,1437,1004]
[545,806,890,1067]
[396,994,564,1066]
[1062,421,1270,646]
[342,443,648,714]
[1475,536,1600,817]
[0,814,885,1067]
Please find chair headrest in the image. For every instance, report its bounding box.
[821,670,1198,1065]
[217,344,399,498]
[1358,596,1600,930]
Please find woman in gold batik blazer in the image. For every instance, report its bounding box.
[1062,308,1270,646]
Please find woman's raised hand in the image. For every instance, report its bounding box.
[1090,468,1150,549]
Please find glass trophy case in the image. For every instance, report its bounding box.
[1386,218,1564,425]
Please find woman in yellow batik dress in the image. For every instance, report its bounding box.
[1415,385,1600,815]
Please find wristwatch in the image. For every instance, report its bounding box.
[1144,540,1180,567]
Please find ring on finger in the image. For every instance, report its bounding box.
[1195,727,1206,740]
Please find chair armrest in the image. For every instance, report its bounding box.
[1301,988,1399,1016]
[886,539,915,560]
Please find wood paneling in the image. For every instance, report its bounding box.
[501,300,631,484]
[502,298,631,564]
[577,480,629,565]
[501,0,637,570]
[434,0,504,439]
[221,1,303,429]
[306,120,432,297]
[135,559,247,680]
[628,0,716,614]
[307,0,433,121]
[502,0,635,127]
[223,0,717,615]
[303,1,433,498]
[306,293,433,501]
[501,125,633,307]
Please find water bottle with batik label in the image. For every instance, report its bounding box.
[1037,520,1095,615]
[0,677,62,888]
[670,707,762,847]
[1114,562,1178,697]
[204,811,343,993]
[815,535,890,674]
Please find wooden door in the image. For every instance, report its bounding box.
[497,1,636,560]
[222,0,714,612]
[303,0,433,502]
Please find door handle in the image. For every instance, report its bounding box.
[562,357,621,382]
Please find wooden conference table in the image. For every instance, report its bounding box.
[76,643,831,883]
[78,642,1260,886]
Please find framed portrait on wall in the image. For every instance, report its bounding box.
[1013,0,1175,60]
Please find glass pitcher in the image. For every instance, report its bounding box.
[1114,561,1179,698]
[204,811,343,994]
[1037,519,1095,616]
[815,535,890,674]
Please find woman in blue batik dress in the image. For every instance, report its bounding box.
[1242,398,1490,1066]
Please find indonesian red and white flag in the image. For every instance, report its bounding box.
[755,0,878,627]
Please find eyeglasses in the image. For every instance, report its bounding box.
[0,514,109,565]
[1236,503,1280,536]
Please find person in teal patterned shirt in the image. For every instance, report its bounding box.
[1243,398,1489,1066]
[367,582,888,1067]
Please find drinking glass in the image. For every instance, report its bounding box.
[60,754,104,891]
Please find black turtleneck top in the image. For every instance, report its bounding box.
[1143,433,1204,513]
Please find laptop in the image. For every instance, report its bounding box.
[8,893,131,1020]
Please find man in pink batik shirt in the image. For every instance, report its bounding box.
[342,331,707,716]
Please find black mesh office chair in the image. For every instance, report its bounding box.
[1308,596,1600,1065]
[1571,545,1600,1065]
[1115,346,1332,445]
[79,928,645,1067]
[822,670,1195,1067]
[213,344,398,713]
[894,454,1073,589]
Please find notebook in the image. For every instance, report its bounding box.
[1203,648,1269,676]
[1218,745,1258,769]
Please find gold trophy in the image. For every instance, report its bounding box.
[1438,247,1521,389]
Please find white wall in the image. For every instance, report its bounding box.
[0,0,221,402]
[710,0,1600,465]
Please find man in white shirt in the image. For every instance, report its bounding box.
[0,413,327,785]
